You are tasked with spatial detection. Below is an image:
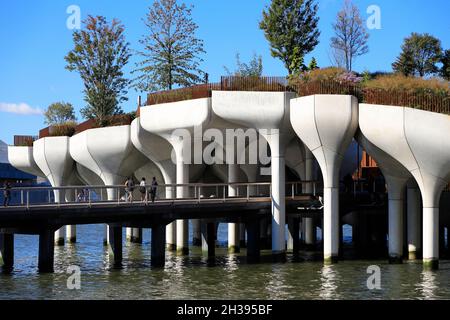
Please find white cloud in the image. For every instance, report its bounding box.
[0,102,43,115]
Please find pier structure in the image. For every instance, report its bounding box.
[2,86,450,272]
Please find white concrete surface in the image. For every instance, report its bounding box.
[291,95,359,263]
[359,104,450,268]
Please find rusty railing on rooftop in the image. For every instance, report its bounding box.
[13,135,38,147]
[143,76,450,115]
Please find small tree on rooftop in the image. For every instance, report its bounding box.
[133,0,206,91]
[65,16,130,125]
[308,57,319,70]
[330,0,369,71]
[392,33,443,77]
[224,53,263,77]
[260,0,320,75]
[44,102,76,125]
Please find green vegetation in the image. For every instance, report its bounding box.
[65,15,130,125]
[133,0,206,91]
[392,33,443,77]
[44,102,76,125]
[260,0,320,75]
[224,53,263,77]
[48,121,77,137]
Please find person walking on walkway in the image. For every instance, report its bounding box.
[150,177,158,203]
[139,177,148,202]
[3,181,11,207]
[124,177,135,203]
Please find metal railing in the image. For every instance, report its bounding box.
[0,181,321,210]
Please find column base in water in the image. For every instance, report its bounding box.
[388,255,403,264]
[176,220,189,255]
[151,225,166,267]
[228,223,240,254]
[423,259,439,270]
[0,233,14,271]
[324,255,339,265]
[66,225,76,243]
[408,250,420,260]
[201,222,216,259]
[323,187,339,264]
[423,207,439,270]
[54,227,65,246]
[131,228,143,244]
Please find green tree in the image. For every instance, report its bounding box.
[330,0,369,71]
[308,57,319,70]
[133,0,206,91]
[224,53,263,77]
[260,0,320,75]
[440,49,450,81]
[44,102,76,125]
[65,16,130,124]
[392,33,443,77]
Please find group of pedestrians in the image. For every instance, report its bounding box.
[124,177,158,203]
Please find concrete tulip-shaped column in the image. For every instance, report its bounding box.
[141,98,211,255]
[357,132,412,263]
[212,91,296,260]
[228,163,240,253]
[34,137,75,245]
[285,139,317,247]
[359,104,450,269]
[285,139,306,252]
[8,146,46,178]
[70,125,148,244]
[291,95,359,263]
[131,117,177,249]
[407,179,421,260]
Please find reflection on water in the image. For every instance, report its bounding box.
[1,224,450,299]
[318,265,340,300]
[416,271,438,299]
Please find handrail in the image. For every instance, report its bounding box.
[1,181,322,209]
[6,180,321,192]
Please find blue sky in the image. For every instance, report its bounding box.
[0,0,449,144]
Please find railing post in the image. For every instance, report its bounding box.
[48,190,51,203]
[313,182,316,197]
[89,189,91,207]
[21,190,24,205]
[223,185,226,202]
[292,183,295,200]
[247,184,250,200]
[27,190,29,209]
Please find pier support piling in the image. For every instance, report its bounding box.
[407,182,421,260]
[108,226,122,267]
[246,219,261,263]
[192,219,202,246]
[132,228,143,244]
[151,225,166,267]
[166,222,176,251]
[176,161,189,255]
[54,227,65,246]
[240,223,246,248]
[0,233,14,271]
[201,222,216,259]
[38,230,55,273]
[287,217,300,255]
[66,225,76,243]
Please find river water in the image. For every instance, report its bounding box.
[1,224,449,300]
